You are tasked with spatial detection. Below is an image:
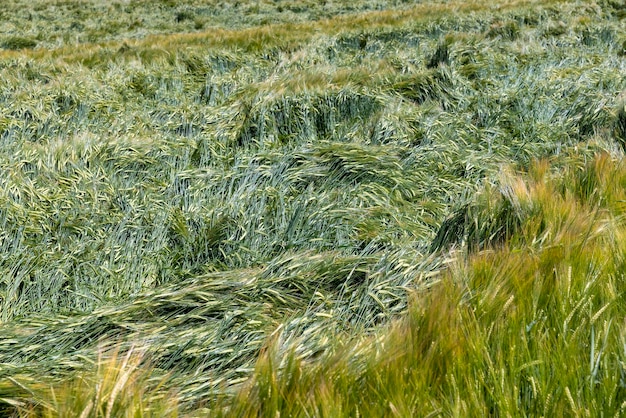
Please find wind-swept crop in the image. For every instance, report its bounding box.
[0,0,625,415]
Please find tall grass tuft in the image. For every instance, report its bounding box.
[615,99,626,151]
[2,346,179,417]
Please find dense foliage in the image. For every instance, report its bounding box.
[0,0,625,415]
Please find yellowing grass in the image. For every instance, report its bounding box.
[219,153,626,416]
[5,346,178,418]
[0,0,575,64]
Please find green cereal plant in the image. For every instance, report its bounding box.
[0,0,625,414]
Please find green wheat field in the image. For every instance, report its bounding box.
[0,0,625,416]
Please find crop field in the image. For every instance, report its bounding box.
[0,0,625,415]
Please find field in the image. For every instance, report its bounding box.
[0,0,625,415]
